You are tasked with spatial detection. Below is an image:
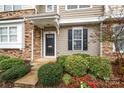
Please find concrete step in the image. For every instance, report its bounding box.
[14,71,38,88]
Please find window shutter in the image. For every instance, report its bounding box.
[68,29,72,50]
[83,29,88,50]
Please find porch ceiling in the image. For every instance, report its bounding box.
[25,13,60,34]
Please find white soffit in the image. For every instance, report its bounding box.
[59,17,104,25]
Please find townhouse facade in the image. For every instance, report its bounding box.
[0,5,122,61]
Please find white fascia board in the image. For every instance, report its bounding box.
[0,19,24,24]
[59,17,104,25]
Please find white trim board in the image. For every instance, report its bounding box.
[59,17,104,25]
[43,31,56,58]
[0,19,24,24]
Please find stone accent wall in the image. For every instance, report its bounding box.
[33,26,41,59]
[0,9,35,18]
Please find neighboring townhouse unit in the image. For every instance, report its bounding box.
[0,5,114,61]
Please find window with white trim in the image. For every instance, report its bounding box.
[66,5,91,10]
[0,26,17,43]
[72,28,83,50]
[46,5,54,12]
[4,5,22,11]
[0,23,24,49]
[113,25,124,52]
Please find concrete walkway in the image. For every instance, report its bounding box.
[14,58,56,88]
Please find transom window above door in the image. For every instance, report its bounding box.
[46,5,54,12]
[66,5,91,10]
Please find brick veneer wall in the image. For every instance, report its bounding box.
[0,9,35,18]
[0,9,36,60]
[102,23,117,61]
[33,26,42,59]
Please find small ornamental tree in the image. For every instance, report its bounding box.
[101,5,124,69]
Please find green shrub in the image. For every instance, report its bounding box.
[62,74,72,85]
[64,55,88,77]
[86,56,112,81]
[0,55,10,62]
[0,64,31,81]
[73,53,90,58]
[38,63,63,86]
[0,58,24,70]
[57,55,68,67]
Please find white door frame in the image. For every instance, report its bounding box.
[43,31,56,58]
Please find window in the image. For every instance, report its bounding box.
[4,5,12,11]
[0,27,8,42]
[67,5,78,10]
[72,28,83,50]
[113,25,124,52]
[9,27,17,42]
[66,5,91,10]
[46,5,54,12]
[0,26,17,43]
[4,5,22,11]
[13,5,22,10]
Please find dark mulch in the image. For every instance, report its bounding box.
[35,81,65,88]
[0,81,14,88]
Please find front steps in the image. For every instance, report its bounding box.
[14,71,38,88]
[14,58,56,88]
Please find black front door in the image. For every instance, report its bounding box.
[45,34,55,56]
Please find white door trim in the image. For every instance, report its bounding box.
[43,31,56,58]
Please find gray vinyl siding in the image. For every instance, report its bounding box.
[56,25,100,56]
[59,5,104,19]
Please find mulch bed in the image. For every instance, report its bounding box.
[0,81,14,88]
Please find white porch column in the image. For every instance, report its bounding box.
[31,29,34,61]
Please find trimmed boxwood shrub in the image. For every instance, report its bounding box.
[57,55,68,67]
[0,58,24,70]
[38,63,63,86]
[64,55,88,77]
[0,55,10,62]
[0,64,31,81]
[86,56,112,81]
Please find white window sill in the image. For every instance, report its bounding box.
[0,43,24,50]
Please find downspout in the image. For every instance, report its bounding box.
[100,22,103,57]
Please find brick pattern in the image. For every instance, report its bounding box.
[33,26,41,59]
[0,9,36,60]
[0,9,35,18]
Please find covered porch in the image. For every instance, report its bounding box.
[26,13,60,61]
